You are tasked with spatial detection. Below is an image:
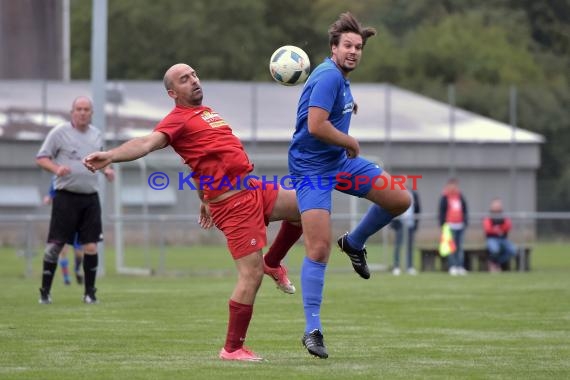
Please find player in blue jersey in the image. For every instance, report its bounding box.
[288,12,411,358]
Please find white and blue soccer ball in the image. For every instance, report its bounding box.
[269,45,311,86]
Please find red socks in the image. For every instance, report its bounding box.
[224,299,253,352]
[223,222,302,352]
[264,221,303,268]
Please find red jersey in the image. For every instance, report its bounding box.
[483,216,512,238]
[154,105,254,201]
[445,193,464,224]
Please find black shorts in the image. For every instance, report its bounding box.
[47,190,102,246]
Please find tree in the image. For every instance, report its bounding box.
[69,0,569,210]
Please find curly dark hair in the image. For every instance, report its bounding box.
[328,12,377,48]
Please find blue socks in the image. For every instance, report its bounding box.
[347,204,395,250]
[300,205,393,334]
[59,257,70,284]
[301,257,327,333]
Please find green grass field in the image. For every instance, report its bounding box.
[1,242,569,379]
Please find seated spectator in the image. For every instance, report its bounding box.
[482,198,518,272]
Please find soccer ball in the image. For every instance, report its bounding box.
[269,45,311,86]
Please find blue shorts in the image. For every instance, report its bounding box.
[291,156,383,213]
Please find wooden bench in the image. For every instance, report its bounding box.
[419,246,532,272]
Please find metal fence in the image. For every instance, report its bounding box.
[2,212,569,278]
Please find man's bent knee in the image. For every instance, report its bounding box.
[237,268,264,295]
[306,240,331,263]
[44,242,65,263]
[82,242,98,254]
[391,191,412,216]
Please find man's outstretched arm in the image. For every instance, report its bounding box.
[83,131,169,172]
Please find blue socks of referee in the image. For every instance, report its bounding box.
[346,204,395,250]
[301,257,327,333]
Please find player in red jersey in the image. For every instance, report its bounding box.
[83,63,302,362]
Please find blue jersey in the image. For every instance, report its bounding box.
[288,58,354,175]
[48,176,57,199]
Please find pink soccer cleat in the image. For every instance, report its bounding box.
[263,258,296,294]
[219,347,263,362]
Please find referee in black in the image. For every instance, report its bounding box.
[36,96,114,304]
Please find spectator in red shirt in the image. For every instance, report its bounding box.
[438,178,469,276]
[482,198,518,272]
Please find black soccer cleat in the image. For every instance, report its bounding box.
[38,288,52,304]
[302,329,328,359]
[83,287,98,304]
[337,233,370,279]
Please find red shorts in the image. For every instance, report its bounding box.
[208,179,279,259]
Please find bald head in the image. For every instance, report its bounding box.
[70,96,93,130]
[162,63,203,107]
[490,199,504,212]
[71,96,93,110]
[163,63,191,90]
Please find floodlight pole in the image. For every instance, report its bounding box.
[250,83,258,151]
[91,0,108,276]
[448,84,456,178]
[383,84,391,171]
[62,0,70,82]
[509,86,518,213]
